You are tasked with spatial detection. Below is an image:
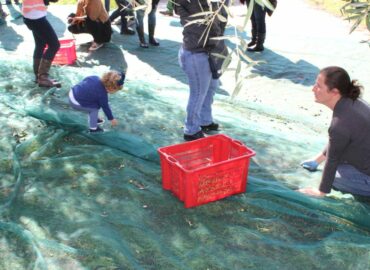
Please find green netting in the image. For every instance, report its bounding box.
[2,1,370,268]
[1,56,370,270]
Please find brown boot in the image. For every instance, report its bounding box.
[33,58,41,83]
[38,59,61,88]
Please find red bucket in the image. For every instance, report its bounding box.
[45,39,77,65]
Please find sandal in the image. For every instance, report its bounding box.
[89,42,104,51]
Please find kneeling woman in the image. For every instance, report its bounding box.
[68,0,112,51]
[300,66,370,197]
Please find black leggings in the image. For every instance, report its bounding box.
[250,4,266,34]
[109,0,134,31]
[68,17,112,44]
[23,16,60,60]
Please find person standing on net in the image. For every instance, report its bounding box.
[299,66,370,197]
[133,0,160,48]
[240,0,276,52]
[176,0,227,141]
[22,0,61,88]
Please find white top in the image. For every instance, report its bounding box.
[23,10,47,19]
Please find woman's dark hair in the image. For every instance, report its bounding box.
[320,66,363,100]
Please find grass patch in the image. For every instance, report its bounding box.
[57,0,118,9]
[307,0,345,16]
[307,0,368,31]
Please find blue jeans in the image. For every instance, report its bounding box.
[69,94,99,129]
[23,16,60,61]
[178,46,219,135]
[333,164,370,196]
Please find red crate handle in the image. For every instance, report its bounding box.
[166,155,178,165]
[232,139,243,146]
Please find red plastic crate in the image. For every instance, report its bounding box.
[45,39,77,65]
[158,134,255,208]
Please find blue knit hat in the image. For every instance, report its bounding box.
[117,72,125,86]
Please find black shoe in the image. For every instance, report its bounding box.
[97,118,105,125]
[247,40,256,47]
[183,130,205,141]
[89,126,104,133]
[140,42,149,48]
[201,122,219,132]
[120,28,135,35]
[247,45,264,52]
[149,37,160,46]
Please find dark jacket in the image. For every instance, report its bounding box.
[241,0,277,16]
[72,76,114,120]
[319,97,370,193]
[175,0,224,52]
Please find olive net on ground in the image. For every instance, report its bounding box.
[1,58,370,270]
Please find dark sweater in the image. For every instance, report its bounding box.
[320,97,370,193]
[72,76,114,120]
[175,0,224,52]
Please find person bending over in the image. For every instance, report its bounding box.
[69,70,125,133]
[68,0,112,51]
[300,66,370,197]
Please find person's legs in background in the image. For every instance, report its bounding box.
[110,0,135,35]
[135,9,148,48]
[159,0,174,16]
[247,11,257,48]
[6,0,19,5]
[247,3,266,52]
[148,2,159,46]
[109,1,121,23]
[120,8,135,35]
[105,0,110,12]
